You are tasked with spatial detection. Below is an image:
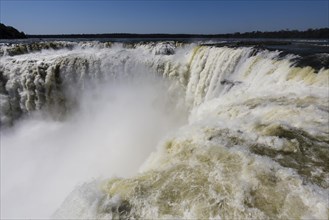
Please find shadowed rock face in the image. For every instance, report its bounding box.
[291,53,329,71]
[0,23,26,39]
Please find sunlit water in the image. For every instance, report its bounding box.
[0,41,328,219]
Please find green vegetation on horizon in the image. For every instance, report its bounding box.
[26,28,329,39]
[0,23,328,39]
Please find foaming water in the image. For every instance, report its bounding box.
[1,73,187,218]
[1,41,328,219]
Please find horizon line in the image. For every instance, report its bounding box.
[25,27,329,36]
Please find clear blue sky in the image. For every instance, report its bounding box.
[1,0,328,34]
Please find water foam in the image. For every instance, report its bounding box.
[1,42,328,219]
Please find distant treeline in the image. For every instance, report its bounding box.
[224,28,329,39]
[28,28,329,39]
[0,23,27,39]
[1,22,328,39]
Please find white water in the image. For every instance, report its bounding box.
[1,41,328,219]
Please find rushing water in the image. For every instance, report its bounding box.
[0,40,328,219]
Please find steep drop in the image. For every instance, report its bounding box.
[1,41,328,219]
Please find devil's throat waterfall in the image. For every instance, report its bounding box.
[1,40,328,219]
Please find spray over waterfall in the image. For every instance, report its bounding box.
[1,41,328,219]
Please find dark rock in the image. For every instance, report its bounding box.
[0,23,26,39]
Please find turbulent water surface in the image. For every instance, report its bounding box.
[0,39,328,219]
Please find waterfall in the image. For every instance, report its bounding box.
[1,41,328,219]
